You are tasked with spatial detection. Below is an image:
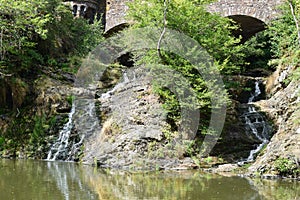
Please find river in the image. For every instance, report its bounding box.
[0,159,299,200]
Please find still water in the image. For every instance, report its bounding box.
[0,159,299,200]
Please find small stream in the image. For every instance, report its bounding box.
[46,102,76,161]
[46,70,133,162]
[0,159,299,200]
[239,80,271,165]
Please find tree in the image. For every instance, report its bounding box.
[267,0,300,69]
[0,0,52,71]
[127,0,245,74]
[288,0,300,46]
[0,0,104,74]
[126,0,245,140]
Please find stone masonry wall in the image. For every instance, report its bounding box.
[206,0,283,23]
[66,0,284,32]
[104,0,283,32]
[106,0,131,32]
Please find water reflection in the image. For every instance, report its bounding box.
[46,161,98,200]
[82,168,262,200]
[0,159,98,200]
[251,178,300,200]
[0,159,299,200]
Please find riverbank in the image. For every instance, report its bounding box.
[0,64,299,180]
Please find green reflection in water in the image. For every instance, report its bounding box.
[0,159,98,200]
[0,159,299,200]
[82,167,300,200]
[82,168,262,200]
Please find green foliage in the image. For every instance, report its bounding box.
[2,112,34,154]
[0,0,53,71]
[0,0,51,57]
[0,137,5,148]
[203,156,213,163]
[66,95,75,105]
[291,56,300,80]
[39,4,104,60]
[30,115,47,145]
[266,0,300,71]
[274,157,299,177]
[127,0,243,137]
[184,140,196,156]
[0,0,104,74]
[127,0,244,74]
[241,31,273,72]
[1,107,57,157]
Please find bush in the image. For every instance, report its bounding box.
[274,157,299,177]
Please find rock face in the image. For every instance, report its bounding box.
[211,76,271,163]
[82,66,178,169]
[248,66,300,178]
[0,72,79,159]
[81,68,278,169]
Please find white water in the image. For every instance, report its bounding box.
[47,102,76,161]
[46,70,133,161]
[248,81,261,103]
[239,81,270,164]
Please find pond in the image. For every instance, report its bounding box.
[0,159,299,200]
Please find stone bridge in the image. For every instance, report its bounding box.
[64,0,284,39]
[207,0,283,40]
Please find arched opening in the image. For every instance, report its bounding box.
[85,7,96,24]
[228,15,267,43]
[72,5,78,17]
[117,52,134,68]
[228,15,273,76]
[104,23,130,37]
[79,5,86,17]
[98,0,107,28]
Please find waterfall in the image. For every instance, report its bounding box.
[47,102,76,161]
[239,80,270,165]
[46,96,100,161]
[248,81,261,103]
[46,70,132,161]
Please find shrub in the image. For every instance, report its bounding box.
[274,157,299,177]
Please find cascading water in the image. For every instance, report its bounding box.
[47,102,76,161]
[239,80,271,164]
[46,97,99,161]
[46,70,132,161]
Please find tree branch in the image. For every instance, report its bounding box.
[288,0,300,46]
[157,0,169,61]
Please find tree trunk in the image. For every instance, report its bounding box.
[157,0,169,60]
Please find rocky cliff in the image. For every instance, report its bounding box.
[1,61,298,178]
[248,65,300,178]
[82,66,200,170]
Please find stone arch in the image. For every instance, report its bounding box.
[104,22,134,67]
[206,0,283,41]
[104,22,130,37]
[206,0,283,24]
[105,0,130,32]
[228,15,267,42]
[72,5,78,17]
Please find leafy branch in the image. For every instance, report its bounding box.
[288,0,300,46]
